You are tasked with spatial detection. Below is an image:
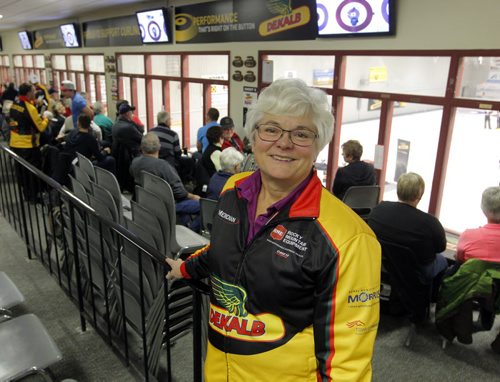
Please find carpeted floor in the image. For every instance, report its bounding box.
[1,212,500,381]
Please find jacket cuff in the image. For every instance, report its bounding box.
[180,261,191,279]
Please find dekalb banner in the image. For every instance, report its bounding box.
[175,0,318,43]
[83,16,142,47]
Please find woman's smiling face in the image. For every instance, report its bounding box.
[253,113,318,189]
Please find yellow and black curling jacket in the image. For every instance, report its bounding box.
[181,172,381,382]
[8,96,48,148]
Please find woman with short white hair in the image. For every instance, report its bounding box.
[167,78,380,381]
[206,147,244,200]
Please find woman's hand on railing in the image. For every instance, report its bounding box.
[165,258,184,280]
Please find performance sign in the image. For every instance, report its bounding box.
[175,0,318,43]
[83,16,142,47]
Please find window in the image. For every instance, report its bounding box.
[0,55,10,84]
[117,52,230,148]
[459,56,500,101]
[51,54,107,109]
[13,54,45,84]
[260,50,500,233]
[440,107,500,232]
[344,56,450,97]
[264,54,335,88]
[383,104,442,212]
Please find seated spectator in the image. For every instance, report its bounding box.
[130,133,201,232]
[57,113,103,142]
[47,102,66,144]
[93,101,113,143]
[456,186,500,264]
[368,172,448,283]
[115,99,144,132]
[194,125,223,196]
[220,116,244,152]
[332,140,376,200]
[150,111,181,167]
[48,87,59,103]
[201,125,223,174]
[206,147,244,200]
[1,82,18,103]
[197,107,219,153]
[112,103,143,192]
[64,114,116,174]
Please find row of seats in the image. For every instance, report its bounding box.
[66,154,211,378]
[0,271,62,381]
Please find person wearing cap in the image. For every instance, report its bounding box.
[111,102,143,192]
[60,80,94,129]
[197,107,219,153]
[220,116,244,152]
[115,99,144,132]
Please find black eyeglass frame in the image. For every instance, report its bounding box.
[255,124,318,147]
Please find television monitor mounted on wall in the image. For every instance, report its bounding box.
[60,23,82,48]
[317,0,395,38]
[136,8,172,44]
[18,31,33,50]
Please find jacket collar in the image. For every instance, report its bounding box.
[234,170,322,219]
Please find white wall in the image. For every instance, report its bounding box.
[1,0,500,130]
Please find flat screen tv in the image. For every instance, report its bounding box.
[0,36,3,52]
[317,0,395,38]
[18,31,33,50]
[136,8,171,44]
[60,23,81,48]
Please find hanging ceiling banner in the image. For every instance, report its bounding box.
[175,0,318,43]
[83,15,142,47]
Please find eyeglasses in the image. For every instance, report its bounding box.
[256,124,318,147]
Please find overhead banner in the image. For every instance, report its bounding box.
[33,27,65,49]
[175,0,318,43]
[83,15,142,47]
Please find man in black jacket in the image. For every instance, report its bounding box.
[332,140,376,200]
[64,114,115,173]
[367,172,448,283]
[111,103,143,192]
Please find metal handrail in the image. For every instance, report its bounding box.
[0,142,211,381]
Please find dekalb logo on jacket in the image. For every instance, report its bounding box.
[209,275,285,342]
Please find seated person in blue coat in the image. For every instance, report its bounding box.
[206,147,244,200]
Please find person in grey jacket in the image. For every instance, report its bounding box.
[130,133,201,232]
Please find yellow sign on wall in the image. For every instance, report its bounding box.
[369,66,387,82]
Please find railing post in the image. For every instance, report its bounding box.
[15,164,32,260]
[69,202,87,332]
